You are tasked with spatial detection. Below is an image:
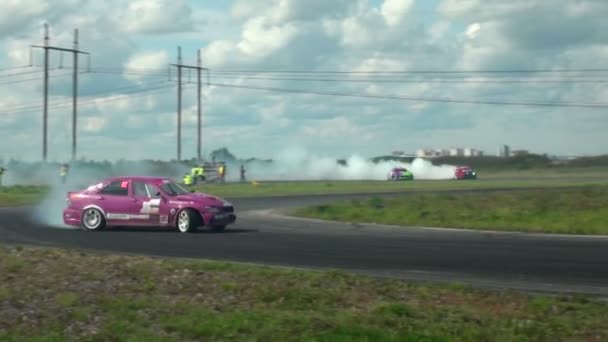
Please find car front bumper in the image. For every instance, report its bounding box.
[201,210,237,226]
[210,213,236,226]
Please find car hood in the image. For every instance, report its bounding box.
[171,192,231,207]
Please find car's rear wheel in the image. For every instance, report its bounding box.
[177,209,199,233]
[81,208,105,231]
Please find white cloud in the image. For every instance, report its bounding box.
[465,22,480,39]
[123,50,169,83]
[236,17,298,57]
[114,0,194,34]
[0,0,50,37]
[0,0,607,162]
[83,117,105,133]
[380,0,414,27]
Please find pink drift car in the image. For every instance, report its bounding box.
[63,176,236,233]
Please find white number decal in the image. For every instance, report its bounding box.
[141,198,161,214]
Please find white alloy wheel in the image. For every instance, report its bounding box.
[177,209,198,233]
[81,208,105,231]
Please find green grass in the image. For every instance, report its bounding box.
[1,168,607,206]
[1,244,607,341]
[474,166,608,179]
[195,178,608,198]
[291,185,608,235]
[0,185,49,206]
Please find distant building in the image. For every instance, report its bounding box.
[498,145,510,157]
[391,151,416,158]
[449,147,464,157]
[510,149,529,157]
[464,148,481,157]
[416,149,434,158]
[416,147,483,158]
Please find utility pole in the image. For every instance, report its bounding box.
[43,24,49,162]
[197,49,202,161]
[170,47,207,162]
[72,29,79,161]
[32,24,89,162]
[177,46,182,161]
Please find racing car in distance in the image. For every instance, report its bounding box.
[387,167,414,181]
[454,165,477,180]
[63,176,236,233]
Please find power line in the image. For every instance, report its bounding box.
[0,69,45,79]
[0,82,179,115]
[87,65,608,75]
[0,70,74,85]
[80,65,608,76]
[82,67,608,83]
[0,79,170,112]
[204,82,608,109]
[206,68,608,75]
[0,65,33,73]
[201,74,608,84]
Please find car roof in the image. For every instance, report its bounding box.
[102,176,172,184]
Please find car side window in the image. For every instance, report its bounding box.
[146,184,162,198]
[100,180,129,196]
[133,181,150,197]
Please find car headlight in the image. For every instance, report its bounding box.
[205,206,221,214]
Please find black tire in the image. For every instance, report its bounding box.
[211,225,226,232]
[176,208,199,233]
[81,208,106,231]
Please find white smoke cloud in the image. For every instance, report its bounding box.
[227,146,456,181]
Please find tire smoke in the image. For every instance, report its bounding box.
[232,147,456,181]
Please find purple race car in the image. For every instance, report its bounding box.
[63,176,236,233]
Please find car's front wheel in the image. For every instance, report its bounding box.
[177,209,199,233]
[81,208,106,231]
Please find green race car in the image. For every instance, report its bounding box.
[387,167,414,181]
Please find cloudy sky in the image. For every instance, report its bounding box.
[0,0,606,162]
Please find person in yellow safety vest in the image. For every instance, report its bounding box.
[183,173,193,185]
[59,164,69,185]
[189,166,198,184]
[218,163,225,183]
[196,165,205,181]
[191,165,205,179]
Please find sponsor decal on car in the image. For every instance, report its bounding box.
[106,213,150,220]
[141,198,161,214]
[106,213,130,220]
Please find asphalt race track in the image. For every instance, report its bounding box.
[1,190,608,296]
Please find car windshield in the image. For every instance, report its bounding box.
[159,181,190,196]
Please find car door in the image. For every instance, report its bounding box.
[130,181,167,226]
[96,179,134,224]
